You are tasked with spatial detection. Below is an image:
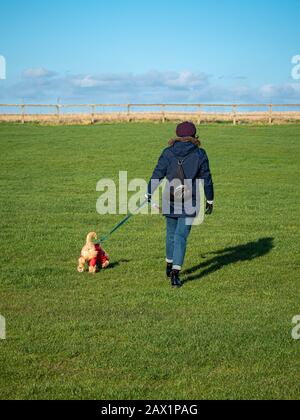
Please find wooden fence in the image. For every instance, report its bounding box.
[0,103,300,125]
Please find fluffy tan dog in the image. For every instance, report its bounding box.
[78,232,110,274]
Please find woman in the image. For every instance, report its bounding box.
[147,122,214,288]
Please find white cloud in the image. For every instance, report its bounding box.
[23,67,57,79]
[260,83,300,101]
[1,67,300,104]
[72,75,102,88]
[70,71,209,91]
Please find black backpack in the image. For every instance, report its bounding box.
[169,149,198,203]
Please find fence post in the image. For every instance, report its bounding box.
[91,105,95,124]
[269,104,273,125]
[56,105,60,123]
[21,104,25,124]
[197,105,202,125]
[127,104,131,122]
[232,105,237,125]
[161,105,166,123]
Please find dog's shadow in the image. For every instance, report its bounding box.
[107,259,131,270]
[183,237,274,283]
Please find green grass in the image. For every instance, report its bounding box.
[0,122,299,400]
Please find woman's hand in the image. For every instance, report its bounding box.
[206,201,214,215]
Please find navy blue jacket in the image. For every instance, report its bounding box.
[148,141,214,218]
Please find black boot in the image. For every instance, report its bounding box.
[171,270,182,288]
[166,263,173,278]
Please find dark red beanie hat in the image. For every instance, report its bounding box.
[176,121,197,138]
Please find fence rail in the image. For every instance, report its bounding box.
[1,103,300,125]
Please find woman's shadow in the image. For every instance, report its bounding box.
[183,237,274,283]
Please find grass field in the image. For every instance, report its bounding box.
[0,122,299,400]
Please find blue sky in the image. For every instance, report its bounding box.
[0,0,300,103]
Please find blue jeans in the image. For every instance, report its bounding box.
[166,217,192,270]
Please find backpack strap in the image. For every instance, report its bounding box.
[169,149,199,183]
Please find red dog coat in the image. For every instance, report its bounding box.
[89,244,109,269]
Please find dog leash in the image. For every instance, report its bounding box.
[95,199,161,244]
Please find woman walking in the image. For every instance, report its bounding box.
[147,122,214,288]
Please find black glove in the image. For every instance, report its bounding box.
[145,193,152,203]
[206,202,214,215]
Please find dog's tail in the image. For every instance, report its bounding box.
[86,232,97,244]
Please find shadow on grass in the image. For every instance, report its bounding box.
[108,259,131,269]
[183,237,274,283]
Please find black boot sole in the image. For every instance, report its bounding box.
[171,282,182,288]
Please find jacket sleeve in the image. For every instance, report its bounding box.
[198,150,214,202]
[147,150,169,195]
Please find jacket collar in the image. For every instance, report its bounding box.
[168,136,201,147]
